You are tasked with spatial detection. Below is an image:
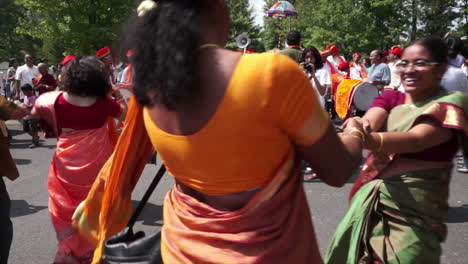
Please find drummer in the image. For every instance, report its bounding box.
[367,49,391,93]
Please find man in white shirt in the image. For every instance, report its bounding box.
[441,65,468,94]
[14,54,39,99]
[388,45,403,90]
[326,44,346,73]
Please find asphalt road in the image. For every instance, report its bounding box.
[4,120,468,264]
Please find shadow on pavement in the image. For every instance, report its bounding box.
[131,200,163,226]
[10,200,47,218]
[446,204,468,223]
[9,139,55,150]
[14,158,31,165]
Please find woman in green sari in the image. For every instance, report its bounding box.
[326,37,468,264]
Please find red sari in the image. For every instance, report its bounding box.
[34,91,116,264]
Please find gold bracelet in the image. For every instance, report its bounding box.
[377,132,384,152]
[347,128,365,143]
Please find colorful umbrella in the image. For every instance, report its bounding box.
[267,1,297,19]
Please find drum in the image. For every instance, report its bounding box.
[335,79,362,120]
[352,82,379,111]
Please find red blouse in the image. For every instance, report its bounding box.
[370,91,458,162]
[55,94,121,130]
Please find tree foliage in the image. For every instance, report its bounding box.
[0,0,41,62]
[225,0,263,52]
[13,0,135,64]
[262,0,463,59]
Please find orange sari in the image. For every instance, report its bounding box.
[73,98,322,264]
[34,91,116,263]
[161,151,321,263]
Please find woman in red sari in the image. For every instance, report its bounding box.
[32,56,126,264]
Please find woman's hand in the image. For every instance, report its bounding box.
[342,117,371,133]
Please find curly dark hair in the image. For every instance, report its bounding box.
[301,46,324,70]
[61,56,111,98]
[126,0,211,108]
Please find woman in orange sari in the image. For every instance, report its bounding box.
[73,1,366,263]
[32,56,126,264]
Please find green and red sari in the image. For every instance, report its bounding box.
[325,91,468,264]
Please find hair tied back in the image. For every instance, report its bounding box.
[138,0,157,17]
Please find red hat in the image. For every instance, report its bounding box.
[319,50,331,57]
[390,45,403,56]
[352,52,361,58]
[126,49,134,57]
[338,61,350,71]
[326,44,339,53]
[60,55,75,66]
[382,50,389,57]
[96,46,111,59]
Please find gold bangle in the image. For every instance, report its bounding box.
[347,128,365,143]
[377,132,384,152]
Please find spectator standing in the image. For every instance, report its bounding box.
[14,54,39,100]
[350,53,367,79]
[388,45,403,90]
[5,58,18,99]
[326,44,347,73]
[367,50,391,92]
[35,63,57,95]
[5,59,18,99]
[279,30,303,63]
[20,84,40,148]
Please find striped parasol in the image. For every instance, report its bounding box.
[267,1,298,19]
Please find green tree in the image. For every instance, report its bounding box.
[225,0,263,52]
[262,0,302,51]
[15,0,135,64]
[0,0,41,62]
[263,0,461,59]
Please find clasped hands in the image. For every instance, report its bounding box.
[340,117,382,151]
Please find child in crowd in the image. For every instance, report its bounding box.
[20,84,40,148]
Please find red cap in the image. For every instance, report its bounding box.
[353,53,361,58]
[338,61,350,71]
[390,45,403,56]
[126,49,134,57]
[60,55,75,66]
[96,46,111,59]
[326,44,339,53]
[319,50,331,57]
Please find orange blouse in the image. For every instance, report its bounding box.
[143,53,330,195]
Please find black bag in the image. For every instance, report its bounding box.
[102,165,166,264]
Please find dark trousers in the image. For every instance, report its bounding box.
[0,178,12,264]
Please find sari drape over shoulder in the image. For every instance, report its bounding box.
[34,91,118,263]
[72,96,153,264]
[326,91,468,264]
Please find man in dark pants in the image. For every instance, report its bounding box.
[0,96,26,264]
[0,178,13,264]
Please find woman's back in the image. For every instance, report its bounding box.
[145,52,328,195]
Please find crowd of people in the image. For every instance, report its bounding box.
[1,0,468,263]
